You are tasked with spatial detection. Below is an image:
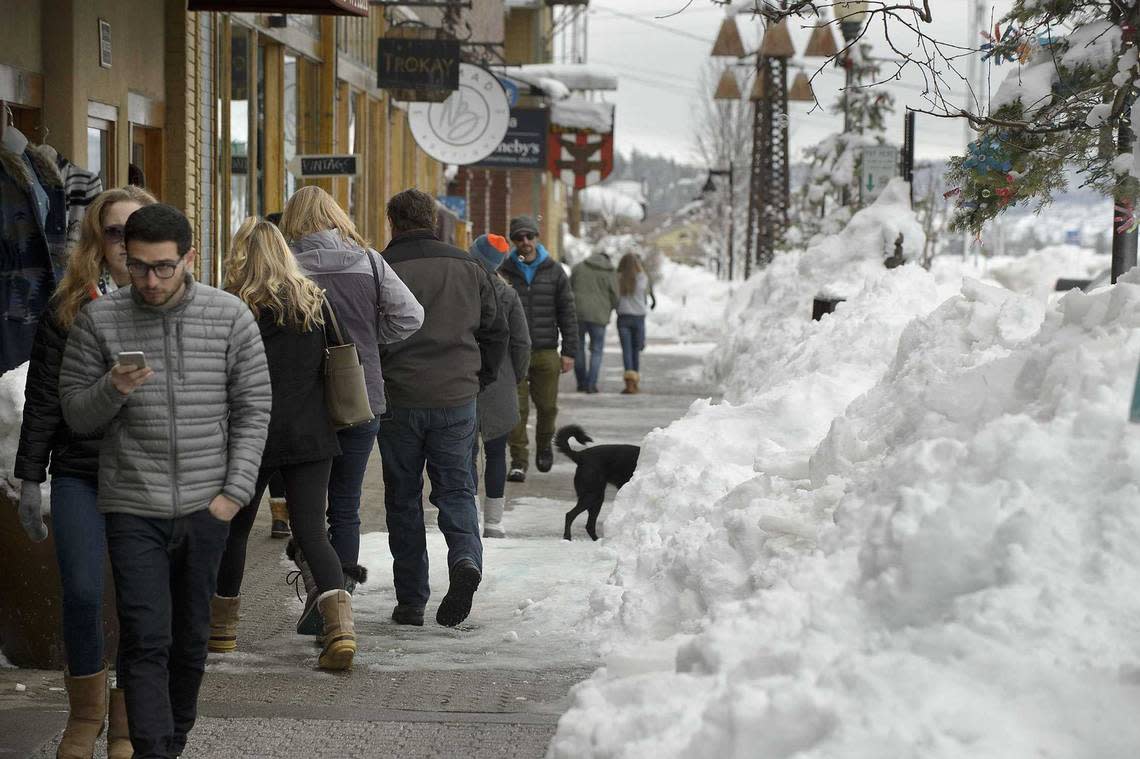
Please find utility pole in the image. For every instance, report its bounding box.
[966,0,986,261]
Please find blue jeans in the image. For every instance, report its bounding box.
[574,321,607,390]
[327,418,382,565]
[470,432,509,499]
[617,314,646,373]
[378,401,482,607]
[51,476,112,677]
[106,509,230,758]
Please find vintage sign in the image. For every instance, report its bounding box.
[474,108,548,170]
[548,128,614,189]
[860,144,899,204]
[408,64,511,166]
[286,154,360,178]
[187,0,367,15]
[377,36,460,101]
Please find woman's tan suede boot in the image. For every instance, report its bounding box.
[56,667,106,759]
[107,687,132,759]
[317,589,356,671]
[207,595,240,653]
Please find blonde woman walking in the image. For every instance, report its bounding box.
[14,186,155,759]
[209,218,355,671]
[280,187,423,588]
[616,252,655,394]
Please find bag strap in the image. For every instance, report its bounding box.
[321,297,348,347]
[366,249,384,335]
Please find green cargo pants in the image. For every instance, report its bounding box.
[509,349,562,470]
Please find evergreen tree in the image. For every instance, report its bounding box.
[947,1,1139,236]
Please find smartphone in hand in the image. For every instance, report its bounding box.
[116,351,147,370]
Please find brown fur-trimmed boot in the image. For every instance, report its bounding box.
[207,595,240,653]
[317,589,356,671]
[56,667,107,759]
[621,370,639,395]
[269,497,291,539]
[106,687,132,759]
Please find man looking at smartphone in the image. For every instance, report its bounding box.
[59,203,271,759]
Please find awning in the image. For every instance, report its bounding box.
[187,0,368,16]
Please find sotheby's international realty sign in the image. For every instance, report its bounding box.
[475,108,549,170]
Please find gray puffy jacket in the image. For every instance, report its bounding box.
[58,277,271,517]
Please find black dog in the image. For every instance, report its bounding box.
[554,425,640,541]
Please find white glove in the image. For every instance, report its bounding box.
[18,480,47,542]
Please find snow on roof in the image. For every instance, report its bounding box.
[605,179,648,206]
[507,63,618,92]
[580,185,645,223]
[551,98,615,133]
[500,67,571,100]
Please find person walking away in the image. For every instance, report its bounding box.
[571,247,619,394]
[281,186,423,604]
[499,216,576,482]
[208,218,355,670]
[378,189,508,628]
[616,252,656,395]
[467,234,531,538]
[263,213,290,541]
[58,204,271,759]
[14,186,155,759]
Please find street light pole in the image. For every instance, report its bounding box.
[702,163,735,280]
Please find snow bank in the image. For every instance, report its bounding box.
[649,259,733,343]
[548,180,1140,757]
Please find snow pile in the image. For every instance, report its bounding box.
[548,181,1140,757]
[976,245,1110,300]
[649,258,733,342]
[0,364,28,481]
[551,98,615,134]
[580,186,645,224]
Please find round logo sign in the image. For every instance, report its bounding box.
[408,64,511,165]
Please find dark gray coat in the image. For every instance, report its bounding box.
[500,251,577,357]
[478,278,530,440]
[58,278,271,516]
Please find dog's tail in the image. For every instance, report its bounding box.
[554,424,592,464]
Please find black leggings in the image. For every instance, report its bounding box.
[216,459,344,597]
[268,471,285,499]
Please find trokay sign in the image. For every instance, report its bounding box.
[474,108,549,170]
[377,36,460,100]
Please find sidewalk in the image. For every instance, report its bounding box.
[3,336,717,759]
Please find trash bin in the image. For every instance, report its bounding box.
[0,485,118,669]
[812,296,845,321]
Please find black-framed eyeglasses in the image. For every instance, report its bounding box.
[103,225,125,243]
[511,233,536,242]
[126,259,182,280]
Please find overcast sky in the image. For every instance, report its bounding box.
[576,1,1015,165]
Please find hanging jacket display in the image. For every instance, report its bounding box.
[0,141,66,373]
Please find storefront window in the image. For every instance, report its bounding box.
[348,91,358,220]
[284,53,298,200]
[230,26,251,234]
[87,117,114,189]
[256,41,267,217]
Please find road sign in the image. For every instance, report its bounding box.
[286,154,360,178]
[860,145,899,204]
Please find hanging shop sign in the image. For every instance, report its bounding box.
[378,34,461,102]
[408,64,511,165]
[860,145,900,204]
[474,108,549,170]
[187,0,368,15]
[548,128,615,189]
[286,154,360,178]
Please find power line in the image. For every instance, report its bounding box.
[590,5,715,45]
